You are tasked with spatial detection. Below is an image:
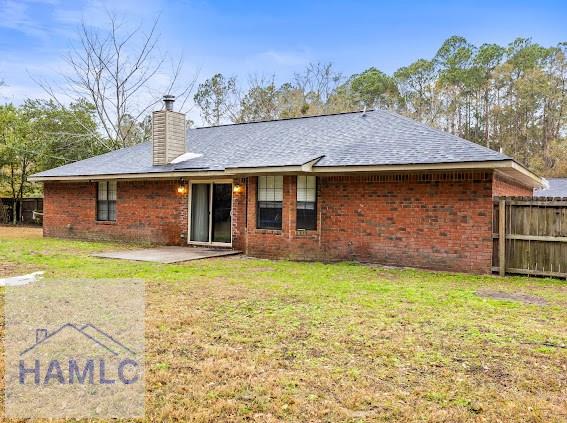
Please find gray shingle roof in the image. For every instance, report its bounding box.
[534,178,567,197]
[32,109,511,178]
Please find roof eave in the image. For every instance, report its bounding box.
[28,170,232,182]
[29,159,544,189]
[311,160,544,188]
[508,161,547,189]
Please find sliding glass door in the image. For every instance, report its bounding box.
[190,184,210,242]
[189,182,232,244]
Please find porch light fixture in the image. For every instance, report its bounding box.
[177,180,187,195]
[233,183,243,193]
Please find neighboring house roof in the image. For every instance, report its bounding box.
[534,178,567,197]
[29,109,543,187]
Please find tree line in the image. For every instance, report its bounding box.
[0,100,101,223]
[194,36,567,177]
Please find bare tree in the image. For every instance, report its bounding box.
[38,13,196,150]
[293,62,343,114]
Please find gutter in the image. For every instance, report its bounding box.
[227,159,544,188]
[28,170,231,182]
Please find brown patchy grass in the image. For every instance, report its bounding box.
[0,225,43,240]
[0,227,566,422]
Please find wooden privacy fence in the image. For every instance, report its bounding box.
[493,196,567,279]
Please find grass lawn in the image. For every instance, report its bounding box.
[0,226,566,422]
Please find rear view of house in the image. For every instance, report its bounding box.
[30,97,544,274]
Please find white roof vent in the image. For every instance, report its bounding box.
[170,152,203,164]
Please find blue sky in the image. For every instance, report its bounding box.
[0,0,566,123]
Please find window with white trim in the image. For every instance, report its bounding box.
[256,176,283,229]
[97,181,117,221]
[296,176,316,230]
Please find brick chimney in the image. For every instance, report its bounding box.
[152,95,186,165]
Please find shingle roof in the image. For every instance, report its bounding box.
[32,109,511,178]
[534,178,567,197]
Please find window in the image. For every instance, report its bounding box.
[257,176,283,229]
[97,181,117,221]
[296,176,316,230]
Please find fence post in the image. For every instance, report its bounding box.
[498,198,506,276]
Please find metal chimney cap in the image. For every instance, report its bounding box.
[163,94,176,111]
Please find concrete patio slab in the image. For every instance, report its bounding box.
[92,246,241,264]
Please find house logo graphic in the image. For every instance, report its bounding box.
[18,323,140,385]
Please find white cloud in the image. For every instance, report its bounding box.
[0,0,52,39]
[53,0,165,29]
[0,0,165,40]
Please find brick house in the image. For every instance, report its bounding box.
[30,97,544,274]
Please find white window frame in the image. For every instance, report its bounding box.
[256,175,283,230]
[296,175,317,230]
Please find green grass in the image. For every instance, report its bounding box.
[1,227,566,422]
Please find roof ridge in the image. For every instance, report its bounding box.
[191,109,373,130]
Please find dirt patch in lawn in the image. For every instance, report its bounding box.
[0,261,39,277]
[476,289,548,305]
[0,225,43,239]
[0,262,20,277]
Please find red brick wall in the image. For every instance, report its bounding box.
[232,176,321,258]
[492,173,533,197]
[43,169,535,274]
[236,172,495,273]
[43,180,188,244]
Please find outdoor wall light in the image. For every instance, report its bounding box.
[177,180,187,194]
[233,184,243,193]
